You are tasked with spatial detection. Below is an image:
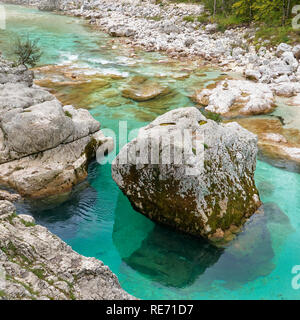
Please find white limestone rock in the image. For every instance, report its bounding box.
[0,200,135,300]
[112,107,261,245]
[195,80,275,116]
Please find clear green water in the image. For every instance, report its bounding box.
[1,4,300,300]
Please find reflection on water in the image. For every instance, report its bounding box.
[113,196,293,290]
[113,192,223,288]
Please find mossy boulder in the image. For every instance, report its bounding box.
[112,107,261,246]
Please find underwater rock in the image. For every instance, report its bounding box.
[194,80,275,116]
[112,107,261,245]
[0,200,134,300]
[121,76,170,102]
[124,226,222,288]
[112,192,222,288]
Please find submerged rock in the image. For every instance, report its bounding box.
[194,80,275,116]
[121,76,170,102]
[112,107,261,245]
[0,58,113,198]
[124,226,222,288]
[112,192,223,288]
[0,200,134,300]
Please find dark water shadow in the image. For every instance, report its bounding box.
[124,225,223,288]
[15,162,99,239]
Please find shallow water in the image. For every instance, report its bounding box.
[1,5,300,300]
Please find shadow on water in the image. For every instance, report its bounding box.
[113,194,294,290]
[15,162,100,239]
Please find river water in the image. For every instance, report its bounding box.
[1,4,300,299]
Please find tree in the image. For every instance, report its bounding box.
[13,36,42,68]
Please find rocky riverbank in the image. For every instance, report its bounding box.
[0,200,134,300]
[0,57,113,199]
[3,0,300,80]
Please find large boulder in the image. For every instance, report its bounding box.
[0,58,113,198]
[112,107,261,245]
[270,82,300,97]
[229,117,300,172]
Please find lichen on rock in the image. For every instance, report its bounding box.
[112,107,261,246]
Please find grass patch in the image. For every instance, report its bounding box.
[6,212,17,225]
[20,218,36,228]
[31,268,45,280]
[253,24,300,48]
[197,15,210,24]
[183,15,195,23]
[64,110,73,118]
[148,16,162,21]
[201,110,222,123]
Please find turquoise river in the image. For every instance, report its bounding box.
[1,4,300,299]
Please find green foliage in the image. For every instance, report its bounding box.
[254,24,299,47]
[198,0,298,26]
[171,0,300,44]
[13,35,42,68]
[64,110,73,118]
[183,15,195,22]
[201,110,223,123]
[31,268,46,280]
[215,14,247,31]
[148,15,162,21]
[20,218,36,227]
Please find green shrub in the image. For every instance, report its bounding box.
[13,35,42,68]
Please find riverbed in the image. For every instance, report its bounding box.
[1,4,300,299]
